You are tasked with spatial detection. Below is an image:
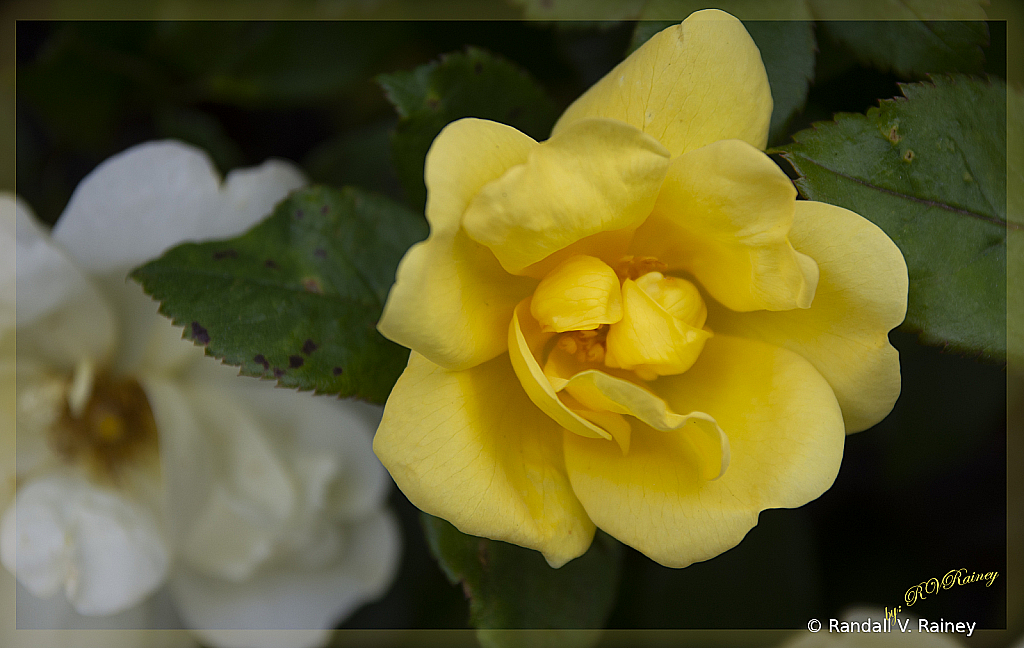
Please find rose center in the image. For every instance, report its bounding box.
[51,361,159,481]
[614,255,667,281]
[556,326,609,363]
[532,253,712,383]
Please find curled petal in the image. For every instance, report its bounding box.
[565,335,844,568]
[632,139,818,312]
[509,300,615,442]
[463,118,669,275]
[710,201,908,432]
[553,10,772,156]
[560,369,728,473]
[605,277,711,378]
[378,119,537,370]
[374,352,595,567]
[530,255,623,332]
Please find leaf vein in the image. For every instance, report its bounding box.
[792,154,1018,231]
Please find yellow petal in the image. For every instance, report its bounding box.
[378,119,536,371]
[552,10,772,156]
[709,201,908,432]
[508,300,614,441]
[563,334,845,568]
[605,277,711,378]
[462,118,669,275]
[375,352,595,567]
[631,139,819,312]
[560,369,725,463]
[635,271,706,326]
[530,255,622,333]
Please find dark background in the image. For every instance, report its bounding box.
[15,19,1008,634]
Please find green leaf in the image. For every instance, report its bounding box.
[423,515,622,647]
[777,74,1007,359]
[150,22,409,107]
[629,18,816,146]
[132,186,428,404]
[819,15,988,79]
[379,47,558,211]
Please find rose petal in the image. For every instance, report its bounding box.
[170,509,399,640]
[0,195,16,333]
[709,201,908,432]
[508,300,615,442]
[176,388,297,582]
[553,10,772,156]
[530,255,623,332]
[375,351,595,567]
[51,141,305,275]
[564,335,844,568]
[463,118,669,275]
[378,118,537,371]
[632,138,818,312]
[1,474,170,616]
[9,196,115,367]
[605,277,711,377]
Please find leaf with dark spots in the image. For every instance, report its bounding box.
[212,249,237,260]
[190,322,210,345]
[314,247,327,258]
[132,185,427,403]
[265,259,279,269]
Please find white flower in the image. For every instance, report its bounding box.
[0,141,401,648]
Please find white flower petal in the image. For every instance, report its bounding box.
[10,197,115,366]
[142,378,216,549]
[51,141,305,275]
[1,498,65,599]
[191,629,330,648]
[0,475,170,616]
[0,195,16,332]
[206,160,307,240]
[1,568,197,646]
[178,386,297,580]
[51,141,221,275]
[1,349,17,512]
[170,509,400,634]
[230,385,390,520]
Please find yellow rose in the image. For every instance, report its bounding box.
[373,9,908,568]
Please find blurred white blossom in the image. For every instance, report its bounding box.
[0,141,401,648]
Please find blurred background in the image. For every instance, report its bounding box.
[9,7,1014,645]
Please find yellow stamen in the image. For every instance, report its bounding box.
[614,255,668,281]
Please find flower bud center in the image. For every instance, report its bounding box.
[614,255,668,281]
[52,361,159,481]
[556,326,609,363]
